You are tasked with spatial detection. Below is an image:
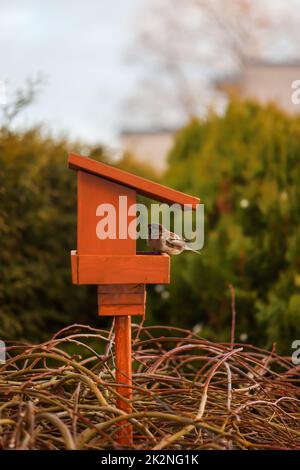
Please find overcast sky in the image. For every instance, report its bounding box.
[1,0,300,148]
[1,0,143,146]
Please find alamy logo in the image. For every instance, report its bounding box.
[95,197,205,251]
[291,80,300,105]
[0,340,6,364]
[291,340,300,365]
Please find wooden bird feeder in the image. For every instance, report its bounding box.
[68,153,199,445]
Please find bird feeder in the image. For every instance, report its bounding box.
[68,153,199,445]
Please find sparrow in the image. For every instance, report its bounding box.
[147,223,200,255]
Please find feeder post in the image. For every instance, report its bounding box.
[114,315,133,445]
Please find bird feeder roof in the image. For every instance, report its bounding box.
[68,153,199,208]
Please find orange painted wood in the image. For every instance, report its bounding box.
[98,284,146,316]
[98,284,145,304]
[98,284,144,294]
[99,304,145,316]
[115,315,133,445]
[69,153,200,208]
[99,293,145,305]
[70,252,170,284]
[70,250,79,283]
[77,171,136,255]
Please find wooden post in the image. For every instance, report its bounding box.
[114,315,133,446]
[98,285,145,446]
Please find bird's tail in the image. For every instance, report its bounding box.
[185,245,201,254]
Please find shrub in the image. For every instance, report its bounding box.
[150,100,300,353]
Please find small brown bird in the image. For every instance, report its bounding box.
[147,223,200,255]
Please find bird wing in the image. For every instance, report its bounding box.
[169,230,182,240]
[161,230,183,241]
[166,238,185,249]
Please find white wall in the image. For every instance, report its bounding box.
[121,131,175,173]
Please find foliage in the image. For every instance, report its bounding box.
[150,99,300,353]
[0,128,159,341]
[0,128,87,339]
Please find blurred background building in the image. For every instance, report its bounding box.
[120,58,300,173]
[215,59,300,114]
[120,127,176,173]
